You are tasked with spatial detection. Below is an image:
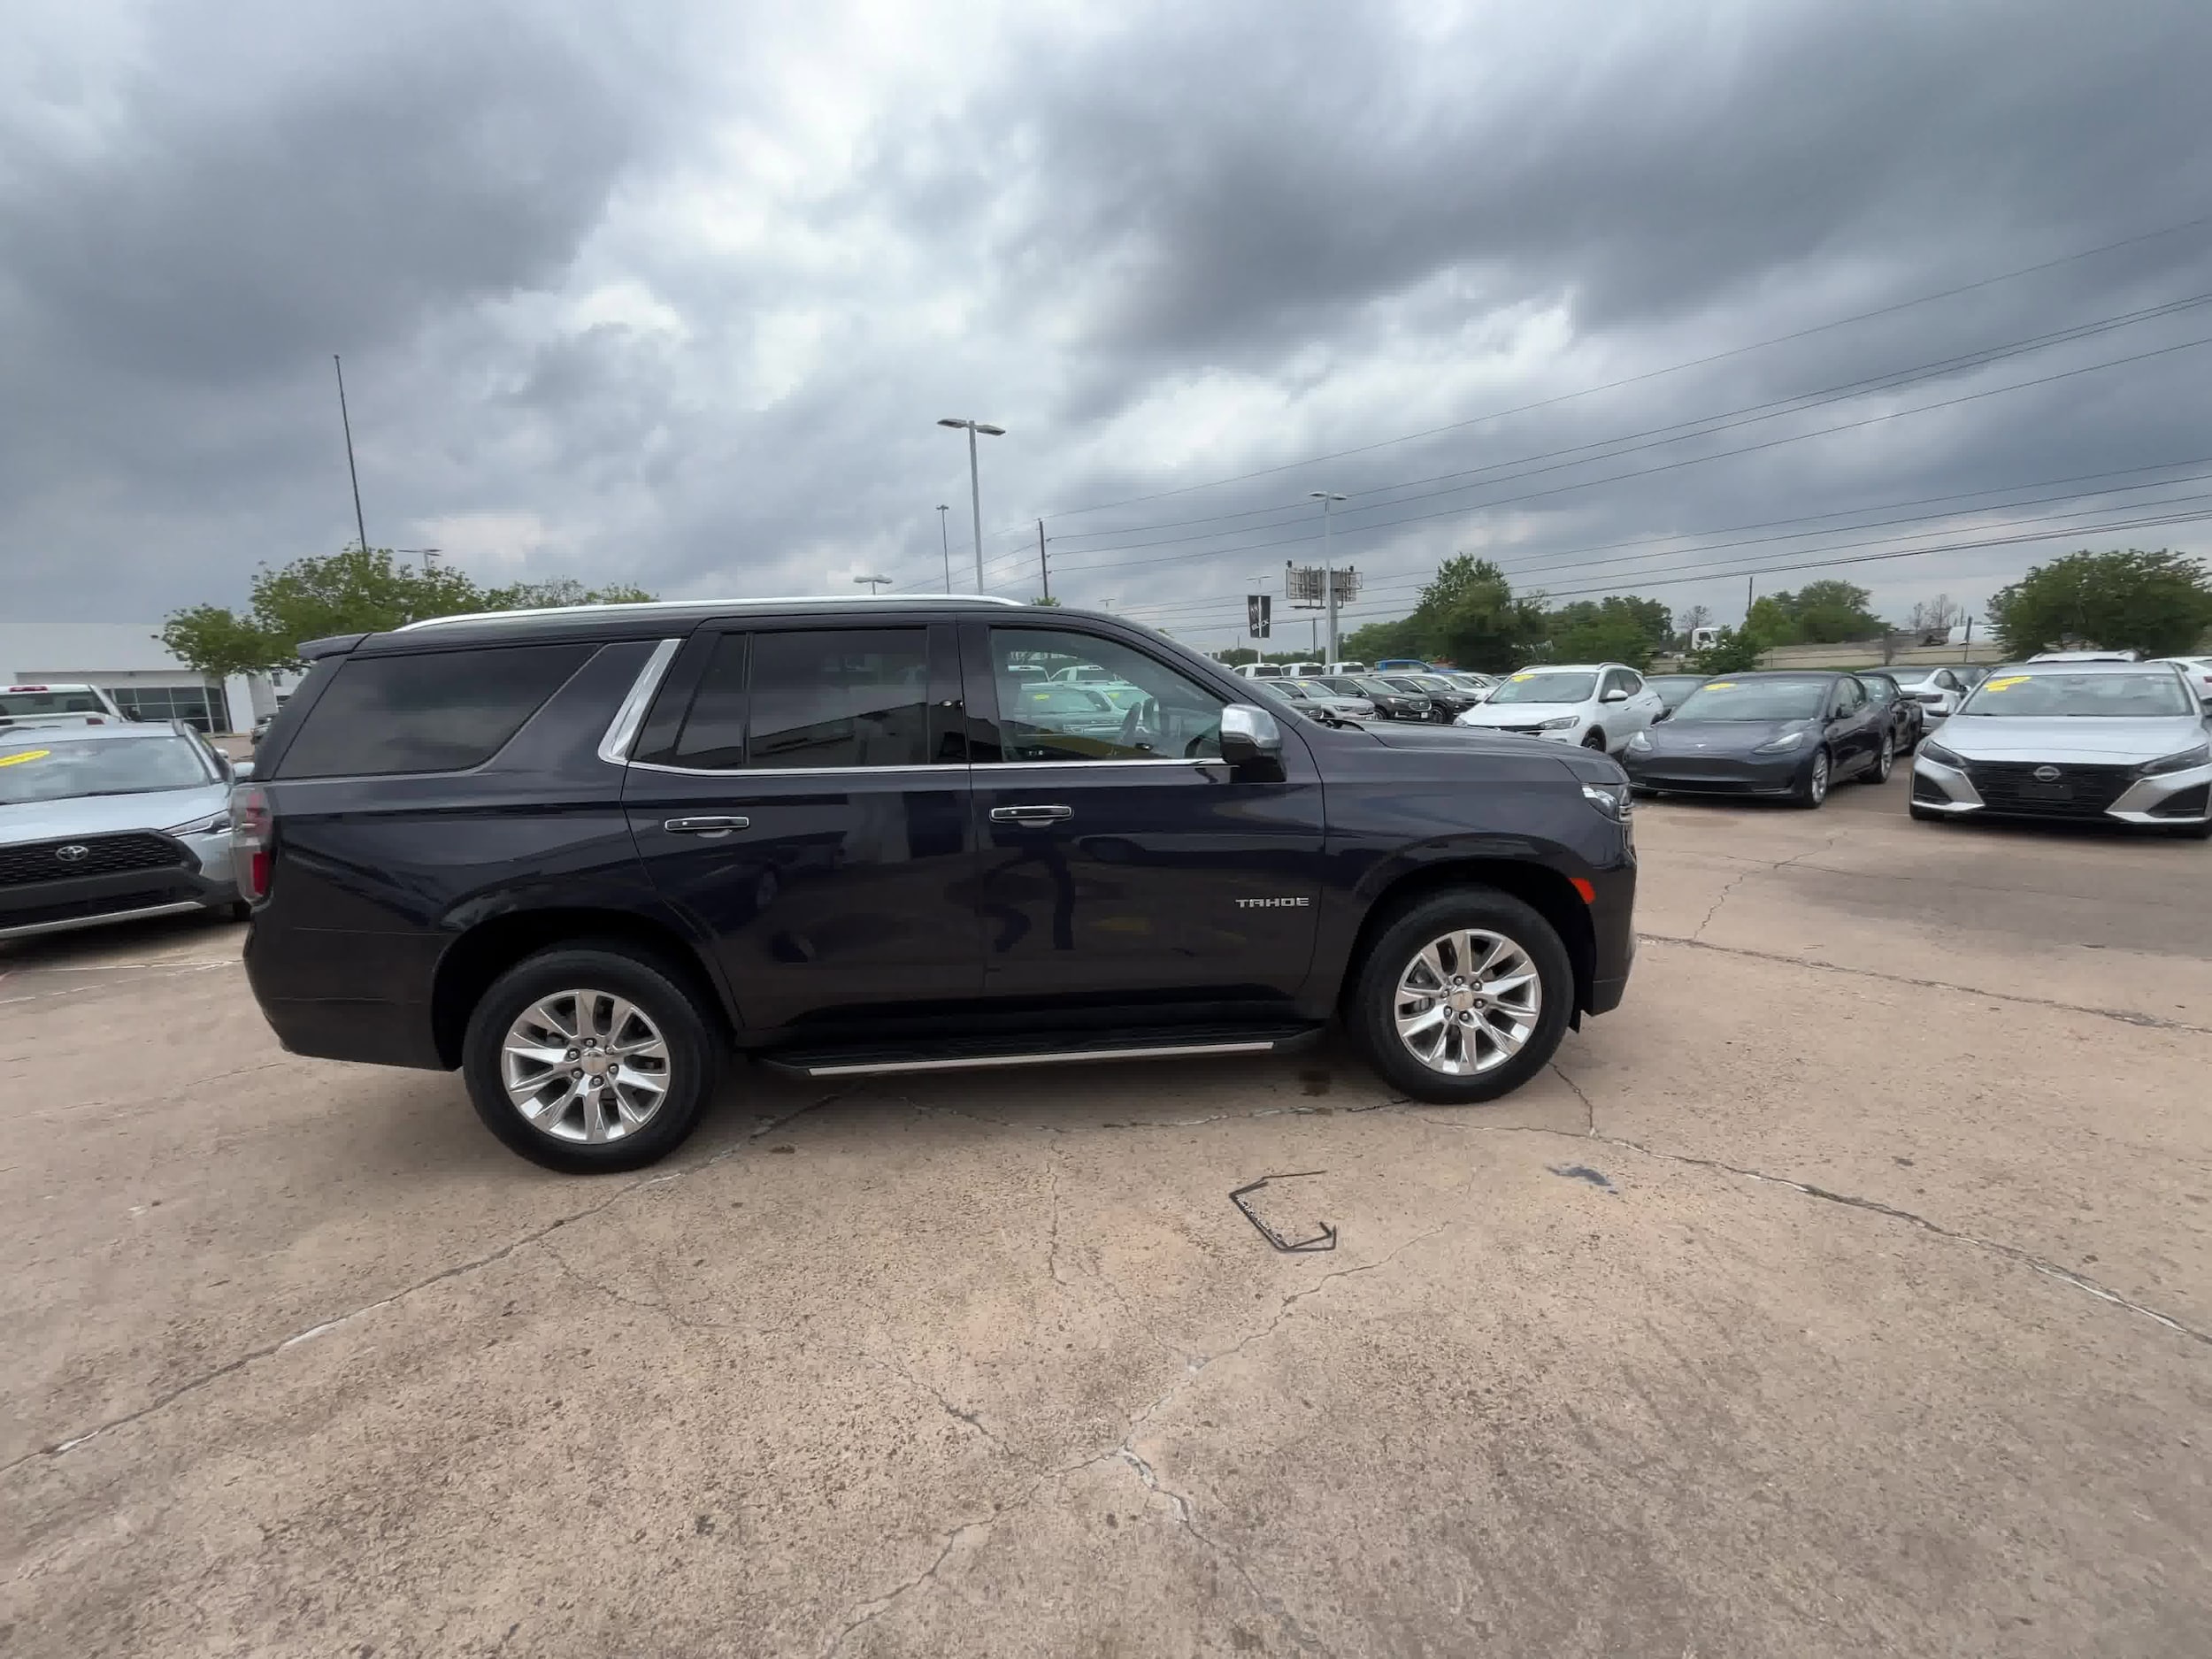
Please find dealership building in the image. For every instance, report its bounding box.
[0,622,288,735]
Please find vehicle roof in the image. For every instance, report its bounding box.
[0,718,194,747]
[331,594,1043,657]
[1978,658,2185,676]
[1693,668,1847,680]
[1502,662,1626,673]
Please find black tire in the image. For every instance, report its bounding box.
[1861,732,1895,785]
[462,944,721,1173]
[1581,728,1607,750]
[1349,888,1575,1104]
[1791,747,1832,809]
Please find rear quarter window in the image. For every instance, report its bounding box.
[274,643,594,778]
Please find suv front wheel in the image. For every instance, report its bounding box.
[462,944,722,1172]
[1351,889,1574,1103]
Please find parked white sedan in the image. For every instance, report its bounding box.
[1454,664,1665,754]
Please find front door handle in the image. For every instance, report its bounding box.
[989,804,1073,823]
[664,816,749,835]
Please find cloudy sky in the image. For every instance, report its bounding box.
[5,0,2211,650]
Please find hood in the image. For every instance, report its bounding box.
[1935,714,2209,764]
[0,782,230,844]
[1359,722,1541,757]
[1461,701,1580,725]
[1641,718,1810,757]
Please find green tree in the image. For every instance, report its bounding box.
[1026,595,1063,607]
[1540,595,1671,668]
[1685,626,1763,674]
[160,549,658,676]
[1340,616,1425,664]
[1741,580,1886,646]
[1987,548,2212,658]
[1410,555,1543,672]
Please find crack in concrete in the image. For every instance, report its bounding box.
[893,1362,1010,1455]
[822,1216,1459,1653]
[1548,1060,1597,1135]
[1044,1156,1071,1292]
[1113,1447,1327,1655]
[4,1088,847,1475]
[1452,1064,2212,1351]
[1691,835,1840,941]
[1640,933,2212,1036]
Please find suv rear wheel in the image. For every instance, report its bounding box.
[462,944,721,1172]
[1350,889,1574,1103]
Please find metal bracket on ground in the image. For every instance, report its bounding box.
[1230,1171,1338,1253]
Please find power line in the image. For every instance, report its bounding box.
[1010,208,2212,526]
[1036,330,2212,583]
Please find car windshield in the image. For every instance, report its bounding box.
[1356,678,1416,697]
[1673,677,1829,720]
[1254,680,1304,701]
[0,733,212,804]
[1,689,107,717]
[1646,676,1704,709]
[1382,678,1429,693]
[1320,679,1369,696]
[1960,671,2195,718]
[1860,677,1896,703]
[1487,672,1597,705]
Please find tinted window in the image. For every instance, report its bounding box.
[748,629,930,768]
[670,634,749,768]
[990,628,1225,761]
[279,643,592,777]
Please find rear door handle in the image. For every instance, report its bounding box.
[664,816,749,835]
[989,804,1073,823]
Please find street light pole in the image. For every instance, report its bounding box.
[938,418,1005,593]
[333,355,369,556]
[936,505,952,592]
[1310,491,1347,664]
[854,574,891,595]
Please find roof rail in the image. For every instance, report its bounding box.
[394,594,1023,633]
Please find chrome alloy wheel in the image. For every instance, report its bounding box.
[1392,929,1542,1076]
[1808,749,1831,803]
[500,989,672,1142]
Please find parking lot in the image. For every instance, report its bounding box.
[5,767,2208,1657]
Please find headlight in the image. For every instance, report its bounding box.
[164,810,231,836]
[1919,741,1965,769]
[1625,730,1653,753]
[1752,729,1806,754]
[1581,782,1632,821]
[2140,741,2211,777]
[1538,715,1580,731]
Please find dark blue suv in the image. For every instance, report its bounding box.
[238,597,1635,1171]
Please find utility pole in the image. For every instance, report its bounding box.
[1746,572,1755,620]
[937,418,1005,593]
[936,505,952,592]
[1310,491,1347,664]
[1036,519,1050,602]
[333,355,369,556]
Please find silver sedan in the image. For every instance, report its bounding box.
[0,721,246,940]
[1910,662,2212,837]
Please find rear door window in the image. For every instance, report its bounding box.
[276,643,594,778]
[747,629,932,768]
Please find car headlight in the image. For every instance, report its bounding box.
[2140,741,2211,777]
[1538,715,1580,731]
[164,810,232,836]
[1752,729,1806,754]
[1625,730,1653,753]
[1580,782,1632,821]
[1919,741,1965,769]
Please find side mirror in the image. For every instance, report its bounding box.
[1218,703,1285,778]
[231,759,255,781]
[1601,687,1629,703]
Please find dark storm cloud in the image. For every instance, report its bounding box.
[4,0,2211,634]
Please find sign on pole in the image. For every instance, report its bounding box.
[1247,594,1271,638]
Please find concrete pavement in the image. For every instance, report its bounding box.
[4,769,2208,1656]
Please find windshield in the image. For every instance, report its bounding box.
[1647,676,1704,709]
[1381,678,1429,694]
[1356,678,1417,697]
[1674,677,1829,721]
[1960,671,2195,718]
[1487,672,1596,705]
[0,733,212,804]
[1,689,107,718]
[1860,677,1896,703]
[1254,680,1304,701]
[1320,678,1368,696]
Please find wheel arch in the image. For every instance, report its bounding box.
[1339,858,1596,1018]
[431,907,734,1068]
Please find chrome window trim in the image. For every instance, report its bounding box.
[595,639,684,766]
[619,755,1217,779]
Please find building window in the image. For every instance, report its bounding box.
[111,683,228,733]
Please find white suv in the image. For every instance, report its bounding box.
[0,682,129,729]
[1453,663,1664,753]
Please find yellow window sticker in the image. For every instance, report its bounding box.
[0,749,52,768]
[1981,675,2030,692]
[1511,672,1534,681]
[1705,681,1735,690]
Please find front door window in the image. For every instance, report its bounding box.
[987,628,1226,762]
